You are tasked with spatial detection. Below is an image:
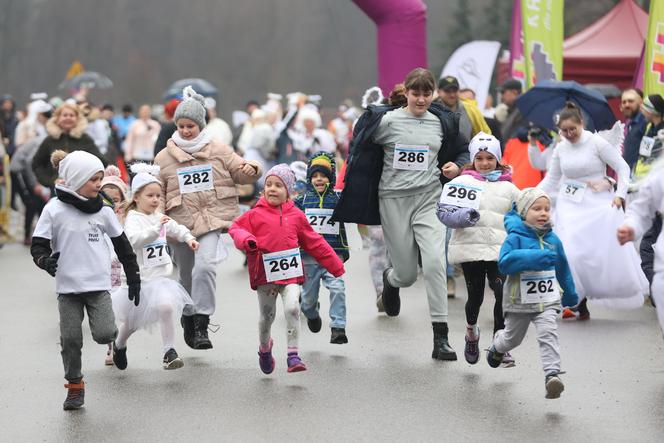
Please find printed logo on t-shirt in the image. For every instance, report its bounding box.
[87,220,101,243]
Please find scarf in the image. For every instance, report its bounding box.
[461,169,512,182]
[55,185,107,214]
[524,221,553,237]
[171,127,212,154]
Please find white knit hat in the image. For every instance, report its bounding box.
[516,187,550,218]
[469,131,502,163]
[58,151,104,192]
[130,163,161,194]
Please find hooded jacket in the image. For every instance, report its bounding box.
[32,115,104,187]
[294,152,349,261]
[332,102,469,225]
[229,197,345,290]
[498,210,578,313]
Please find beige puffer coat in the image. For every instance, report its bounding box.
[154,138,262,237]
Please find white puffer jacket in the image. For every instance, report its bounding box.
[447,173,519,264]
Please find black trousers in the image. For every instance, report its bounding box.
[12,171,46,240]
[461,261,505,334]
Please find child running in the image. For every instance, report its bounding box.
[30,150,140,410]
[294,152,350,344]
[154,86,262,350]
[229,164,345,374]
[111,165,199,370]
[486,188,578,399]
[437,132,519,366]
[100,165,130,365]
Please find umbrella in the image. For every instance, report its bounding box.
[59,71,113,90]
[162,78,218,101]
[515,80,616,132]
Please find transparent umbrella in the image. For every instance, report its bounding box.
[163,78,218,100]
[59,71,113,90]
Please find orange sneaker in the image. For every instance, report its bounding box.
[562,308,576,319]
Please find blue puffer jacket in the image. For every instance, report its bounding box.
[499,210,578,313]
[294,154,350,262]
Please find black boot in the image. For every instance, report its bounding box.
[192,314,213,349]
[381,268,401,317]
[431,322,457,361]
[181,315,196,349]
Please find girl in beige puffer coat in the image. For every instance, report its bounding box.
[154,86,262,350]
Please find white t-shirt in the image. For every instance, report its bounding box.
[33,200,123,294]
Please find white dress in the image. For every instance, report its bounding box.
[539,130,647,308]
[111,210,194,330]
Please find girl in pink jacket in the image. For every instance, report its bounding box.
[229,164,345,374]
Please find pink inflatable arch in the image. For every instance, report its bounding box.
[353,0,428,94]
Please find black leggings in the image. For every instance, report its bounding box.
[461,261,505,334]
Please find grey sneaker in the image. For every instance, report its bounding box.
[545,374,565,399]
[163,348,184,370]
[500,351,516,368]
[464,327,480,364]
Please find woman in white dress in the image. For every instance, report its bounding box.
[538,102,647,319]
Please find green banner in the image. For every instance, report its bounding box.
[521,0,564,90]
[645,0,664,96]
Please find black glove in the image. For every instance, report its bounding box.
[128,281,141,306]
[39,252,60,277]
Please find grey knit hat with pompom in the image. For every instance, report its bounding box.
[174,86,207,129]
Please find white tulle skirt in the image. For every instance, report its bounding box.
[111,277,193,331]
[553,189,647,309]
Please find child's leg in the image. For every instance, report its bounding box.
[486,262,506,334]
[58,294,85,382]
[171,241,194,297]
[532,309,561,375]
[321,271,347,329]
[257,285,278,349]
[300,260,324,320]
[493,313,531,353]
[461,261,487,330]
[188,231,220,316]
[158,304,176,352]
[115,323,134,349]
[368,226,390,295]
[280,284,301,349]
[85,291,118,346]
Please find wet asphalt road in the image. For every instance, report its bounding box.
[1,239,662,442]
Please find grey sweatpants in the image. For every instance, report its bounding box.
[172,230,221,316]
[379,190,448,322]
[493,309,561,375]
[257,284,301,349]
[58,291,117,382]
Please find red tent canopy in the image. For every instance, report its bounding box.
[563,0,647,89]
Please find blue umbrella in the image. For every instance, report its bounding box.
[515,80,616,132]
[162,78,218,101]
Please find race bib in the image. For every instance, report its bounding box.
[262,248,303,282]
[393,144,429,171]
[520,270,560,304]
[440,182,482,210]
[305,208,339,235]
[142,238,171,268]
[640,136,655,157]
[177,164,214,194]
[561,180,586,203]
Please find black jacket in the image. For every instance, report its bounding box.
[640,211,662,285]
[332,103,469,225]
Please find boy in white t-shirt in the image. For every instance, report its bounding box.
[30,150,141,411]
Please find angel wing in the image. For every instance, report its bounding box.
[596,120,624,151]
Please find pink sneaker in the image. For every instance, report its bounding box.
[258,339,275,374]
[286,351,307,373]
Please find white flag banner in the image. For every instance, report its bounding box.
[441,40,501,111]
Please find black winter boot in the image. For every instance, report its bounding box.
[381,268,401,317]
[192,314,213,350]
[181,315,195,349]
[431,322,457,361]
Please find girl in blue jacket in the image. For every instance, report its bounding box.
[486,188,578,399]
